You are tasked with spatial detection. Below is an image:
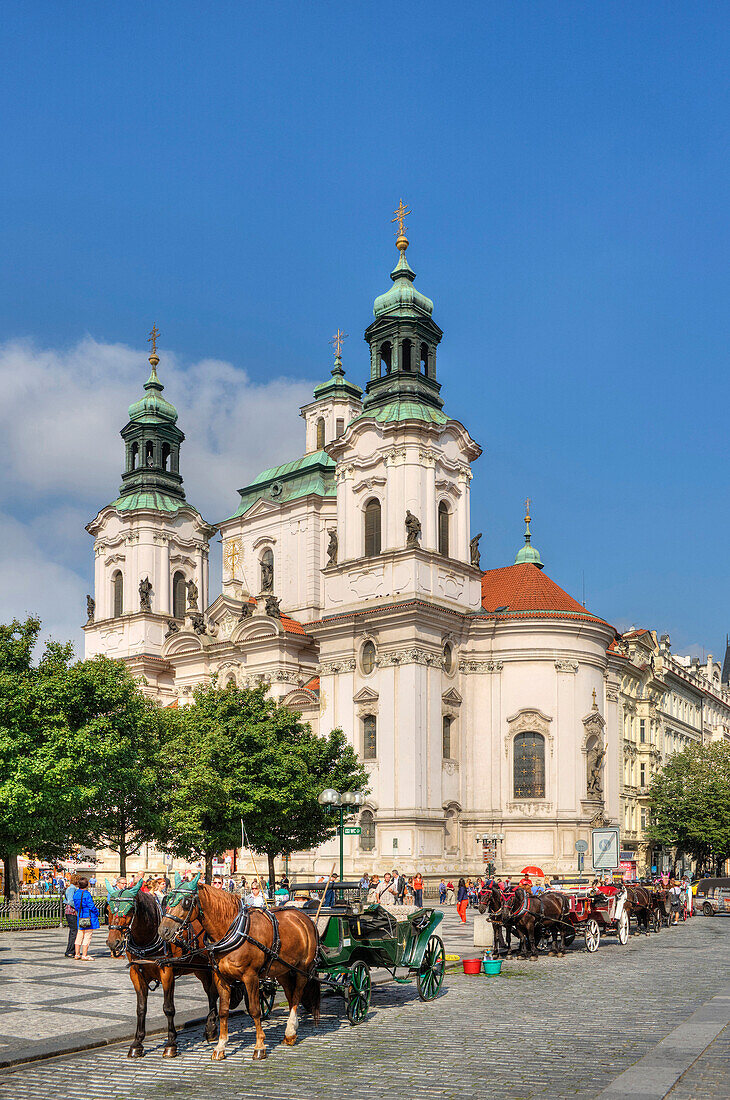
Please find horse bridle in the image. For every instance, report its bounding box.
[163,887,207,957]
[108,891,169,960]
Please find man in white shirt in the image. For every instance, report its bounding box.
[377,873,396,907]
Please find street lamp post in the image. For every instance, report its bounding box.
[318,788,366,890]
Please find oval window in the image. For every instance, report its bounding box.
[443,643,453,673]
[361,640,376,675]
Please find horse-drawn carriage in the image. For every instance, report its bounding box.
[291,882,446,1023]
[561,887,630,951]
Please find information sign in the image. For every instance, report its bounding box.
[341,826,361,836]
[575,840,588,853]
[592,827,620,871]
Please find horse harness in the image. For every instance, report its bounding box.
[205,903,282,981]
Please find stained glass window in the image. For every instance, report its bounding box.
[360,810,375,851]
[172,571,186,619]
[364,499,381,557]
[513,732,545,798]
[361,640,376,674]
[363,715,377,759]
[442,715,452,759]
[112,571,123,618]
[438,502,449,556]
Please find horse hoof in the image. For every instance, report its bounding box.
[252,1048,267,1060]
[530,955,538,961]
[283,1035,297,1047]
[127,1046,144,1059]
[163,1046,178,1059]
[211,1049,226,1062]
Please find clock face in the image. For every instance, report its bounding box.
[224,541,241,577]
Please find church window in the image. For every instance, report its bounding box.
[513,732,545,798]
[438,502,449,557]
[145,441,154,466]
[172,571,186,619]
[442,715,453,759]
[112,571,124,618]
[261,548,274,592]
[361,640,376,675]
[401,338,412,372]
[363,715,377,759]
[443,643,453,673]
[162,442,171,471]
[380,342,392,374]
[336,418,344,437]
[360,810,375,851]
[420,342,429,375]
[316,418,325,450]
[130,442,139,470]
[364,499,381,558]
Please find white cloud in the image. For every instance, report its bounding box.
[0,336,315,646]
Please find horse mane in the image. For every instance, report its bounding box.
[133,889,162,940]
[199,883,241,925]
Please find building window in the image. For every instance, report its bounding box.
[442,715,453,759]
[145,441,154,466]
[443,643,453,673]
[364,498,381,558]
[438,502,449,556]
[162,442,171,471]
[172,571,186,619]
[380,341,392,374]
[260,548,274,592]
[361,640,376,675]
[316,418,325,450]
[112,571,123,618]
[513,732,545,798]
[640,763,646,787]
[360,809,375,851]
[363,715,377,759]
[641,808,647,830]
[401,338,412,371]
[420,342,429,375]
[130,442,139,471]
[336,418,344,437]
[640,719,645,743]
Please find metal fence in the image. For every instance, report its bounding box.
[0,895,109,932]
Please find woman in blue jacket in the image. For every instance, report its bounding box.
[72,877,100,961]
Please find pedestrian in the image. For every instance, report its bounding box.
[669,880,682,924]
[377,873,397,907]
[212,875,223,889]
[446,879,455,905]
[438,879,447,903]
[246,879,266,908]
[456,877,469,923]
[72,877,100,961]
[63,875,78,958]
[413,871,424,908]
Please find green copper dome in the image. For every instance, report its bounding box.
[128,357,179,424]
[373,250,434,319]
[514,509,543,568]
[312,355,363,401]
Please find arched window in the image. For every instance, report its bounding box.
[513,732,545,798]
[112,571,123,618]
[261,547,274,592]
[363,715,377,759]
[364,498,381,558]
[316,418,325,450]
[360,809,375,851]
[145,441,154,467]
[361,640,376,675]
[438,502,449,556]
[162,442,171,471]
[443,643,453,673]
[401,338,412,372]
[380,342,392,375]
[442,715,453,759]
[420,342,429,375]
[172,571,186,619]
[130,442,139,471]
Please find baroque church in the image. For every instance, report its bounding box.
[85,213,621,878]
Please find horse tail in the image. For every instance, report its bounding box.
[301,977,320,1025]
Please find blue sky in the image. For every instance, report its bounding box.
[1,2,729,657]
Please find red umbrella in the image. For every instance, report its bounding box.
[521,866,545,878]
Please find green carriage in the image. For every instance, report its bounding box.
[288,882,446,1024]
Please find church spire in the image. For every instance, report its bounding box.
[514,499,543,568]
[118,328,186,504]
[362,204,444,420]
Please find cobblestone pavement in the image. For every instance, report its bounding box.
[667,1022,730,1099]
[0,913,728,1099]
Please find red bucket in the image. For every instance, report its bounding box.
[462,958,482,975]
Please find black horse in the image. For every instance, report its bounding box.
[478,884,514,958]
[504,888,572,959]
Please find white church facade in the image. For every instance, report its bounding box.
[84,221,621,879]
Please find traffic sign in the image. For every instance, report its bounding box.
[575,840,588,853]
[340,826,361,835]
[592,826,620,871]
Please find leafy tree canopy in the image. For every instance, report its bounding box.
[647,740,730,874]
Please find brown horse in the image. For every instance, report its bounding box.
[478,884,514,957]
[159,876,320,1061]
[625,884,653,935]
[106,879,220,1058]
[505,888,571,958]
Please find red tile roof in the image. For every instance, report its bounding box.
[281,614,306,636]
[481,563,611,627]
[303,676,320,692]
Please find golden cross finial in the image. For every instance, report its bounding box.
[524,496,531,518]
[330,329,348,357]
[392,199,411,237]
[592,688,597,706]
[148,324,160,356]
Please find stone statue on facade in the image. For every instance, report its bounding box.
[327,528,338,566]
[261,558,274,593]
[165,620,179,637]
[85,595,95,624]
[238,601,253,621]
[470,532,482,568]
[191,612,207,635]
[587,740,606,799]
[405,510,421,547]
[139,577,153,612]
[186,579,199,610]
[265,594,281,619]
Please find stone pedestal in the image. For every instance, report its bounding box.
[473,913,494,949]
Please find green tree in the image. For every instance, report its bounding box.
[647,741,730,875]
[158,683,368,885]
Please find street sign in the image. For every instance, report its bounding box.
[575,840,588,853]
[340,826,361,835]
[592,826,620,871]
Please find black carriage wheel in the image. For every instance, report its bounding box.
[416,935,445,1001]
[652,909,661,933]
[346,961,371,1025]
[260,980,276,1020]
